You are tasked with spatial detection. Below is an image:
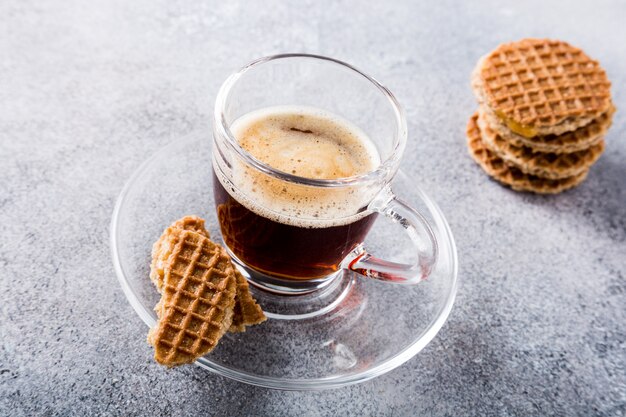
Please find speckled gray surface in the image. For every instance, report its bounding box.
[1,0,625,415]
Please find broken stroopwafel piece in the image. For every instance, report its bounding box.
[148,229,237,366]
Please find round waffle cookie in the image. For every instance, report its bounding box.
[467,113,588,194]
[472,38,612,137]
[477,109,605,179]
[481,103,614,153]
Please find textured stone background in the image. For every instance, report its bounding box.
[1,0,625,416]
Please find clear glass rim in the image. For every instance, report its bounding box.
[109,134,458,391]
[213,53,408,188]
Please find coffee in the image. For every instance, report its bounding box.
[236,107,378,180]
[214,106,381,279]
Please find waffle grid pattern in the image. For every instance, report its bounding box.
[477,110,605,179]
[466,113,587,194]
[154,231,235,364]
[480,39,611,127]
[150,216,209,291]
[484,104,613,153]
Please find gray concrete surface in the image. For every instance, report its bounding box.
[1,0,625,415]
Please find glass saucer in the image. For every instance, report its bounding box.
[110,131,458,390]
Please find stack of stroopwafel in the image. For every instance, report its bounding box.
[148,216,266,366]
[467,38,615,194]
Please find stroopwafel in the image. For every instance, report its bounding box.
[476,109,605,179]
[229,270,267,333]
[467,113,588,194]
[472,39,612,137]
[148,229,237,366]
[150,215,209,291]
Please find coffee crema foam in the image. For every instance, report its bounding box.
[217,106,382,228]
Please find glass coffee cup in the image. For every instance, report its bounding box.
[212,54,438,294]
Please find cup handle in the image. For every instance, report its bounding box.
[345,187,438,284]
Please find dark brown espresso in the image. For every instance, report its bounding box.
[214,173,377,279]
[214,106,380,280]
